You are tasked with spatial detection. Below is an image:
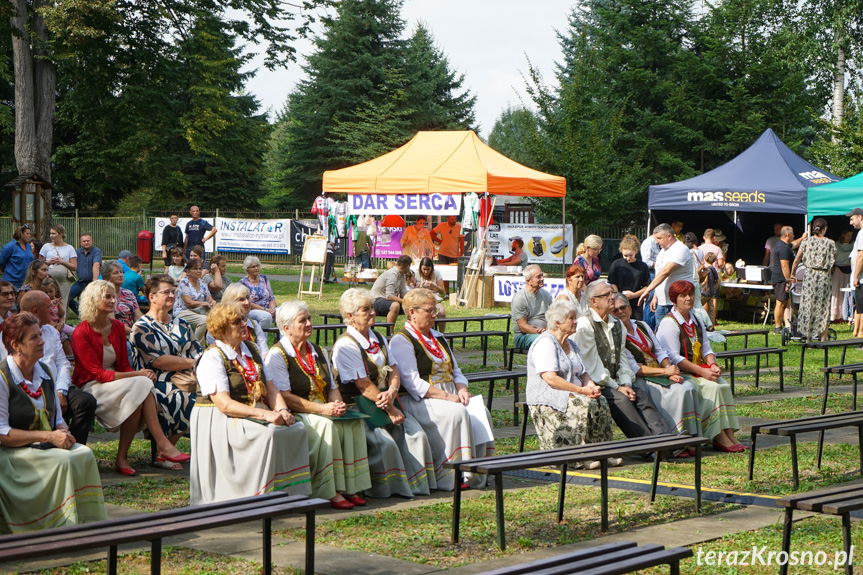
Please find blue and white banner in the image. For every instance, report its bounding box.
[493,276,566,303]
[215,218,292,254]
[348,193,462,216]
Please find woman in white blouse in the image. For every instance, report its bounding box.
[191,302,310,505]
[655,280,743,453]
[205,283,268,356]
[332,288,435,498]
[264,300,371,510]
[389,288,495,490]
[38,225,77,316]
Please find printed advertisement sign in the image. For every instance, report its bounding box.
[215,217,291,254]
[154,218,216,254]
[487,224,574,265]
[348,193,461,216]
[290,220,345,257]
[493,276,566,303]
[370,227,404,259]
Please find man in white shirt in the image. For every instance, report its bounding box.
[575,280,670,441]
[848,209,863,338]
[639,234,661,329]
[638,223,694,328]
[20,290,96,444]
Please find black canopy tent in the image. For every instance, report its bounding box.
[647,129,839,263]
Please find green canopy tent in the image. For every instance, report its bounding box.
[806,171,863,221]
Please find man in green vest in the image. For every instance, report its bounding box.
[575,280,670,440]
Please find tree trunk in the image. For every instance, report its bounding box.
[10,0,56,242]
[832,45,845,132]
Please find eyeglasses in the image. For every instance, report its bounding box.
[593,291,615,299]
[415,306,438,316]
[0,291,14,298]
[611,306,629,313]
[155,290,177,297]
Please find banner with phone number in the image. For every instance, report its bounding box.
[487,224,574,265]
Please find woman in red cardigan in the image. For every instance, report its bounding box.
[72,280,190,475]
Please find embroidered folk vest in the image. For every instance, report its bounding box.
[0,360,57,431]
[273,340,333,403]
[625,321,660,368]
[590,316,623,381]
[394,327,457,386]
[195,342,266,406]
[333,330,389,404]
[668,314,704,364]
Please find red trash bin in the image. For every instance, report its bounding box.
[137,230,154,264]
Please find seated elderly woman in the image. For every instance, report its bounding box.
[0,312,107,533]
[72,280,190,475]
[191,303,311,504]
[389,288,495,490]
[103,260,142,336]
[526,300,614,467]
[610,293,701,453]
[656,280,744,453]
[264,300,371,510]
[131,274,199,469]
[240,256,276,330]
[332,288,435,498]
[205,283,268,356]
[174,259,215,343]
[556,263,588,317]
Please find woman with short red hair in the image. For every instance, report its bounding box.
[656,280,744,453]
[556,263,588,317]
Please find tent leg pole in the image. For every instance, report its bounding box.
[646,210,651,238]
[562,198,566,274]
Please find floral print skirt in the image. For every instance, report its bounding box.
[529,393,614,451]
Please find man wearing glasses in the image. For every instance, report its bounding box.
[576,280,670,441]
[512,264,553,348]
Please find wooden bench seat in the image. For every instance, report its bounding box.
[445,433,708,549]
[713,346,786,392]
[798,338,863,385]
[777,484,863,575]
[264,322,395,345]
[441,330,510,366]
[747,410,863,489]
[821,362,863,413]
[719,328,770,366]
[0,491,329,575]
[477,540,693,575]
[463,369,526,424]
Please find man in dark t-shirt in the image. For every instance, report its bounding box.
[769,226,795,333]
[184,205,217,260]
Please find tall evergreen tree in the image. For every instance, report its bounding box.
[403,24,476,131]
[278,0,408,209]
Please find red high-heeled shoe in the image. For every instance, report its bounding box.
[712,441,739,453]
[158,450,191,463]
[330,499,355,510]
[114,462,137,476]
[346,495,367,506]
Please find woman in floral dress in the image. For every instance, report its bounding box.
[791,218,836,342]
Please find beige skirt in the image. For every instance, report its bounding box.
[82,376,154,432]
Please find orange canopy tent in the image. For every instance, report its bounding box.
[322,130,566,197]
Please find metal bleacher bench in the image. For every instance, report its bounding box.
[464,368,526,425]
[777,483,863,575]
[821,362,863,413]
[0,491,329,575]
[747,410,863,489]
[476,540,694,575]
[798,338,863,385]
[445,433,708,550]
[713,346,786,392]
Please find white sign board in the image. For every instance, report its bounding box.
[348,193,462,216]
[493,276,566,303]
[215,217,291,254]
[488,224,574,265]
[154,218,216,253]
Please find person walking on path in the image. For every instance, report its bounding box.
[791,218,835,342]
[184,205,217,260]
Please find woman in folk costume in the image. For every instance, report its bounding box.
[332,288,435,497]
[389,288,495,490]
[0,313,106,533]
[265,300,371,510]
[611,293,701,455]
[656,281,745,453]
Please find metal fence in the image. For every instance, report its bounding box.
[3,210,644,265]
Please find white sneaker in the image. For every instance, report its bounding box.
[608,457,623,467]
[585,460,602,470]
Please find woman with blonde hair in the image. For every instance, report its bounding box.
[608,234,650,320]
[573,234,603,284]
[72,280,190,475]
[332,288,435,497]
[191,302,311,504]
